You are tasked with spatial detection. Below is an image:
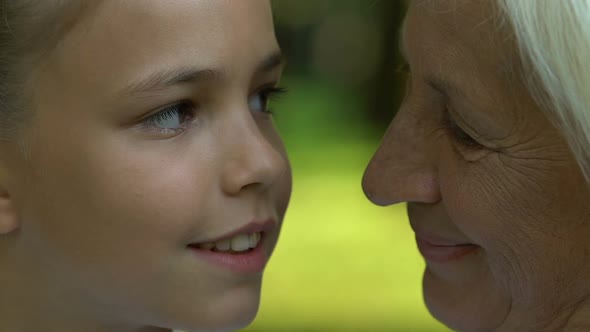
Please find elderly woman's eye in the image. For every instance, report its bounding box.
[396,61,410,74]
[444,109,481,147]
[248,86,287,114]
[143,101,196,135]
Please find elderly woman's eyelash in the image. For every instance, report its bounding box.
[393,62,478,148]
[396,61,410,74]
[396,61,412,100]
[443,108,481,147]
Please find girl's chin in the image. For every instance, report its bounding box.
[172,288,262,332]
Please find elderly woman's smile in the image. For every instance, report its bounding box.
[411,228,479,263]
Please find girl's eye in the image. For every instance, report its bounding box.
[248,86,287,114]
[143,101,195,135]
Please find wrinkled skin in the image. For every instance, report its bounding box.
[363,1,590,331]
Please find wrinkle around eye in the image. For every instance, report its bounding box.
[451,142,496,163]
[497,154,553,192]
[447,106,506,149]
[497,130,573,164]
[427,121,492,163]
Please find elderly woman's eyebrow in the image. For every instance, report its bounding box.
[119,51,284,97]
[398,34,463,99]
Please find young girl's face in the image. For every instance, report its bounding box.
[7,1,290,331]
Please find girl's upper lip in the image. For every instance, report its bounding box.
[191,219,276,244]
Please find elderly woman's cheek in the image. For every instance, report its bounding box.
[460,154,585,272]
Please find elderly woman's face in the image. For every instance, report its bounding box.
[363,0,590,331]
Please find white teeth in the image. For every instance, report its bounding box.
[254,232,261,247]
[197,232,262,252]
[200,242,215,250]
[214,239,231,251]
[246,232,261,249]
[249,233,257,248]
[231,234,251,252]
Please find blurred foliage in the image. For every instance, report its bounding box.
[239,1,451,331]
[272,0,407,129]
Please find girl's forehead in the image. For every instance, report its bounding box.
[44,0,278,99]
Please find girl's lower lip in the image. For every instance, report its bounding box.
[188,238,269,274]
[415,236,479,263]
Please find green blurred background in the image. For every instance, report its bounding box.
[241,1,451,331]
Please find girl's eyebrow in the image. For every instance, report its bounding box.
[118,51,284,97]
[256,51,284,75]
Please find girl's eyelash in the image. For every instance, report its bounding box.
[259,86,288,114]
[143,100,195,135]
[268,86,288,97]
[140,86,287,136]
[443,107,481,148]
[148,104,183,124]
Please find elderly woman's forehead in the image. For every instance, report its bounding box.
[410,0,499,40]
[413,0,495,18]
[404,0,513,70]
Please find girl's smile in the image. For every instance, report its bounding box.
[0,1,291,332]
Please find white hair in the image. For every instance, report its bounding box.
[497,0,590,179]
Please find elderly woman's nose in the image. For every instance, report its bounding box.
[362,112,441,206]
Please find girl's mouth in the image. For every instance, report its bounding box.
[187,220,276,274]
[189,231,262,254]
[187,232,269,274]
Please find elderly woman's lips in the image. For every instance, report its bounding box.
[415,235,479,263]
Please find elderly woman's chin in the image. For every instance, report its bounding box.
[422,262,512,332]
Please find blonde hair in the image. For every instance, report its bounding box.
[0,1,93,140]
[497,0,590,179]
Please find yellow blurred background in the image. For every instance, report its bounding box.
[240,1,451,331]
